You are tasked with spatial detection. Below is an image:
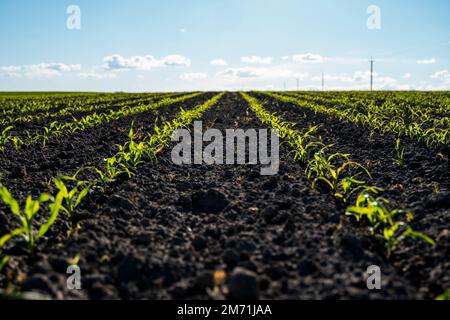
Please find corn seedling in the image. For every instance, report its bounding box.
[0,185,65,254]
[0,126,24,150]
[393,137,405,165]
[383,222,435,257]
[346,192,435,256]
[54,177,92,217]
[306,149,372,201]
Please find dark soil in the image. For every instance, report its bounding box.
[0,92,448,299]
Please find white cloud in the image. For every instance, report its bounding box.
[78,72,117,79]
[218,67,260,78]
[0,63,80,78]
[210,59,227,66]
[416,58,436,64]
[163,55,191,66]
[0,66,22,72]
[179,72,207,81]
[293,53,324,63]
[103,54,191,70]
[430,69,450,82]
[241,56,273,64]
[402,72,412,79]
[312,71,395,86]
[281,56,289,60]
[217,66,296,80]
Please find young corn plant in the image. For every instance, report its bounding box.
[0,126,22,152]
[346,192,435,257]
[393,137,405,165]
[383,222,436,257]
[116,126,146,170]
[306,149,372,201]
[346,193,395,227]
[0,126,14,151]
[290,126,323,163]
[85,157,131,193]
[0,185,65,254]
[54,176,92,217]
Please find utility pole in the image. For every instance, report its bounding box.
[296,78,299,91]
[321,72,324,91]
[370,56,374,91]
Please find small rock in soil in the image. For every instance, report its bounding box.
[262,206,277,222]
[108,195,136,211]
[191,189,229,213]
[22,274,59,297]
[298,259,318,276]
[340,234,365,260]
[192,235,208,251]
[134,232,152,245]
[425,192,450,209]
[236,239,257,253]
[222,249,240,268]
[261,177,278,190]
[228,267,259,300]
[195,271,215,290]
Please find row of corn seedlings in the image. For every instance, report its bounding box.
[0,92,182,127]
[241,92,435,257]
[263,92,450,148]
[283,91,450,130]
[0,92,158,116]
[0,92,203,152]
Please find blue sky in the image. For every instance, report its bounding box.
[0,0,449,91]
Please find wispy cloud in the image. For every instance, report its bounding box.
[0,63,80,78]
[210,59,227,66]
[402,72,412,79]
[430,69,450,82]
[103,54,191,70]
[78,72,117,79]
[217,66,295,79]
[217,67,260,78]
[241,56,273,64]
[179,72,207,81]
[312,71,396,86]
[416,58,436,64]
[293,53,324,63]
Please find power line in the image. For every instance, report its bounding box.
[321,72,324,91]
[370,56,374,91]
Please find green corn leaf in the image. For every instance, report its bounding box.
[0,186,20,216]
[74,184,92,208]
[0,228,25,248]
[38,190,64,238]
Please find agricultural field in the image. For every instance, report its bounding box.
[0,91,449,300]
